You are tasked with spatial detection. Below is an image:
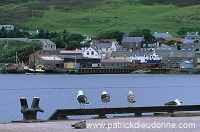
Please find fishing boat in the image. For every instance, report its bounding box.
[25,46,45,74]
[146,51,162,67]
[130,50,162,68]
[0,52,27,74]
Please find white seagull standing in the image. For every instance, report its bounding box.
[127,91,136,107]
[101,91,111,108]
[76,90,89,109]
[163,99,182,106]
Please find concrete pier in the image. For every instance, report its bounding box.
[0,115,200,132]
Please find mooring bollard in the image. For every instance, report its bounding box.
[20,97,44,121]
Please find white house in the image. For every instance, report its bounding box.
[82,47,101,59]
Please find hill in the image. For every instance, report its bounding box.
[0,0,200,36]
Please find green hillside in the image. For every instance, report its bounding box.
[1,0,200,37]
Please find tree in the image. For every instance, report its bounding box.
[164,40,176,46]
[64,33,84,43]
[130,29,155,41]
[51,37,65,48]
[0,40,42,63]
[66,41,81,50]
[96,30,124,43]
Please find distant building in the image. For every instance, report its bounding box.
[28,39,56,50]
[180,61,193,68]
[82,47,101,59]
[0,25,14,30]
[140,41,158,51]
[153,32,173,39]
[153,32,173,44]
[101,59,130,68]
[0,38,56,50]
[110,51,132,62]
[64,58,101,69]
[29,50,63,70]
[121,37,142,51]
[59,50,83,59]
[183,32,199,44]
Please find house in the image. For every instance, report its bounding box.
[82,47,101,59]
[140,41,158,51]
[0,38,57,50]
[153,32,173,44]
[28,39,56,50]
[130,50,197,68]
[156,44,176,50]
[121,37,142,51]
[101,59,130,68]
[181,44,200,54]
[89,42,117,59]
[180,61,193,68]
[155,50,197,68]
[153,32,173,39]
[110,51,132,62]
[0,24,14,30]
[183,32,199,44]
[164,38,185,44]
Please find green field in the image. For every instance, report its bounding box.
[2,1,200,37]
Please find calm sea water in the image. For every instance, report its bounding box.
[0,74,200,122]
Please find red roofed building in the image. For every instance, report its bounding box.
[59,50,83,59]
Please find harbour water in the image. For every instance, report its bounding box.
[0,74,200,122]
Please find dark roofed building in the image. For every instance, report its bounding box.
[141,41,157,51]
[110,51,132,62]
[153,32,173,39]
[121,37,142,51]
[183,32,199,44]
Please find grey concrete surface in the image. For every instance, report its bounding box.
[0,116,199,132]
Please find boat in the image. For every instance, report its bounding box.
[0,52,27,74]
[25,68,45,75]
[130,50,162,68]
[25,46,45,74]
[146,51,162,67]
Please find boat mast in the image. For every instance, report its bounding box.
[33,46,36,71]
[15,52,18,64]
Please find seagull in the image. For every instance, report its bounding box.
[101,91,111,108]
[163,99,182,106]
[127,91,136,107]
[76,90,89,109]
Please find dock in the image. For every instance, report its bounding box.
[48,105,200,120]
[68,68,132,74]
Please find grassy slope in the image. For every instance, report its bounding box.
[17,1,200,37]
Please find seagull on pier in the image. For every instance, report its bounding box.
[163,99,182,106]
[76,90,89,109]
[101,91,111,108]
[127,91,136,107]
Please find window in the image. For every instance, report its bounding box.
[91,51,94,55]
[87,51,89,55]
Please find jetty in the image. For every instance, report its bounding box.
[48,105,200,120]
